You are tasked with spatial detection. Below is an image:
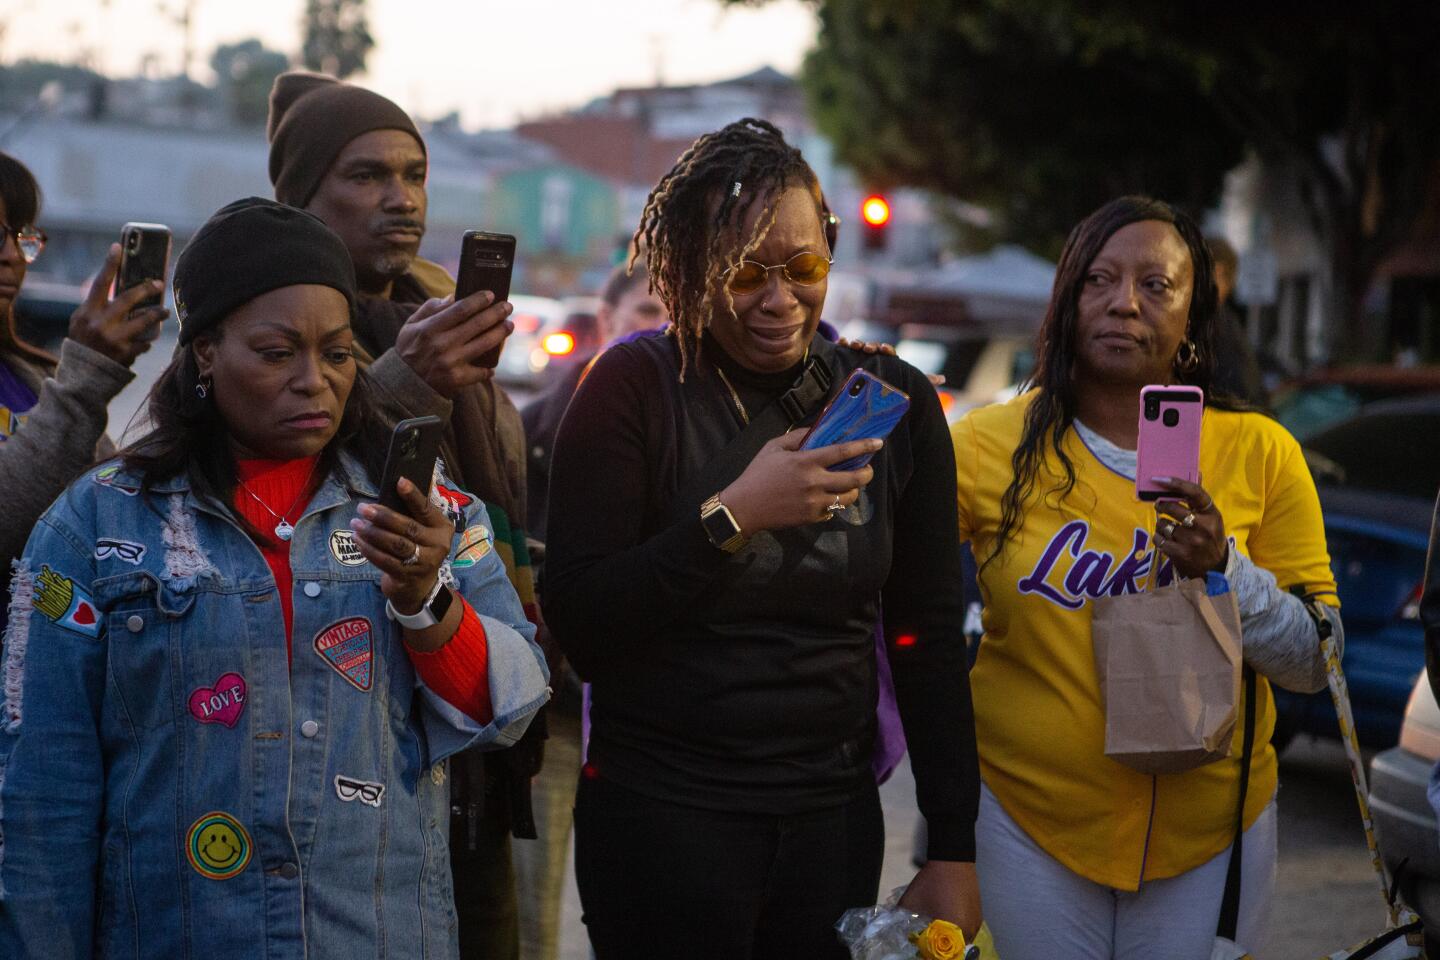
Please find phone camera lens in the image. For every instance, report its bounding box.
[849,380,864,397]
[1145,398,1160,421]
[1162,408,1180,427]
[126,233,141,253]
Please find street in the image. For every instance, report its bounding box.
[108,332,1399,960]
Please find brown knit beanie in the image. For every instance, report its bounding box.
[267,72,426,208]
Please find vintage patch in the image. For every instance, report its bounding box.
[33,565,100,637]
[451,525,493,569]
[95,538,147,565]
[93,464,140,496]
[334,775,385,808]
[313,616,373,692]
[185,811,252,880]
[188,673,247,728]
[328,529,367,566]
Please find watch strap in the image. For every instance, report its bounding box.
[387,577,449,629]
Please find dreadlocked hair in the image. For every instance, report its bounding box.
[629,117,823,379]
[987,195,1248,573]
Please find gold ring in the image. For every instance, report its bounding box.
[1160,520,1176,539]
[1182,513,1196,528]
[826,495,844,515]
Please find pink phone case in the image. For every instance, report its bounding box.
[1135,385,1204,501]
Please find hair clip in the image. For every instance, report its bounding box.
[732,181,742,198]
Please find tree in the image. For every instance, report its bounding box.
[211,39,290,126]
[301,0,374,80]
[731,0,1440,357]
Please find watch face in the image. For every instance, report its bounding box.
[430,583,454,621]
[701,503,740,546]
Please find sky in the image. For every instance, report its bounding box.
[0,0,821,128]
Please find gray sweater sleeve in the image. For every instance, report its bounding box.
[0,339,133,569]
[364,347,454,426]
[1224,544,1342,694]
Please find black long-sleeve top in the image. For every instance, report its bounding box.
[542,330,979,860]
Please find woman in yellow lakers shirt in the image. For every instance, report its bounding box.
[953,196,1341,959]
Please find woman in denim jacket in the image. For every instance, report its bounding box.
[0,198,550,959]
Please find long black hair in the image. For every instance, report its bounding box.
[988,195,1242,569]
[0,151,56,368]
[118,328,387,525]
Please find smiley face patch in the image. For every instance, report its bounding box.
[186,811,252,880]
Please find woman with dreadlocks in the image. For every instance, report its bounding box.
[953,197,1342,959]
[543,119,981,958]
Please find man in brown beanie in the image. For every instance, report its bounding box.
[267,71,546,960]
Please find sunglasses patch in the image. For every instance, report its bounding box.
[334,775,385,808]
[95,538,147,565]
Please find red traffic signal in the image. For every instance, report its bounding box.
[861,194,891,252]
[861,195,891,227]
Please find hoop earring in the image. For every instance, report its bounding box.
[194,377,211,400]
[1174,338,1200,372]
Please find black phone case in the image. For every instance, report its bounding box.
[377,416,445,513]
[117,223,171,309]
[455,231,516,368]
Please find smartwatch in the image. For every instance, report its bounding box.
[700,493,748,554]
[386,578,455,630]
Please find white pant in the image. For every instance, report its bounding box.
[976,782,1277,960]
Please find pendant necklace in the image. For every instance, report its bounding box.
[238,460,319,542]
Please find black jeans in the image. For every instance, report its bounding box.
[574,773,884,960]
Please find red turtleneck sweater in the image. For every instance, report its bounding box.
[233,456,493,723]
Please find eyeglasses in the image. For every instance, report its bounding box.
[723,251,833,295]
[0,222,46,264]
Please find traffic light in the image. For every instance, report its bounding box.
[861,194,890,252]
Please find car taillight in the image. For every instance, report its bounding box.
[1400,581,1424,621]
[543,332,576,356]
[513,313,542,334]
[937,391,955,415]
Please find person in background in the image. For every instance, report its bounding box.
[0,197,549,959]
[1206,235,1268,408]
[1423,491,1440,830]
[955,196,1342,959]
[524,260,666,541]
[512,258,666,960]
[0,151,168,578]
[267,72,544,960]
[544,118,981,959]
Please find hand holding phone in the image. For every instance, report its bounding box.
[454,231,516,368]
[377,416,445,514]
[800,368,911,471]
[1135,385,1203,501]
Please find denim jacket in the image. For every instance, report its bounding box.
[0,452,549,959]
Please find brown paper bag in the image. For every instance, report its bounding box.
[1091,576,1244,774]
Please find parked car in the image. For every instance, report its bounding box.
[493,294,567,390]
[1272,396,1440,750]
[1273,365,1440,441]
[1370,673,1440,952]
[890,324,1035,423]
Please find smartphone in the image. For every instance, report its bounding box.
[454,231,516,369]
[800,368,911,472]
[377,416,445,514]
[1135,385,1204,501]
[117,222,171,310]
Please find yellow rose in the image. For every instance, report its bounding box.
[913,919,967,960]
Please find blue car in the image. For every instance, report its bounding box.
[1271,396,1440,750]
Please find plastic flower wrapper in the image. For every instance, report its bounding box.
[836,885,981,960]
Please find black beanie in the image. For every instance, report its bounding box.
[267,72,426,207]
[173,198,357,345]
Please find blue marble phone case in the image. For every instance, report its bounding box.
[800,368,911,471]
